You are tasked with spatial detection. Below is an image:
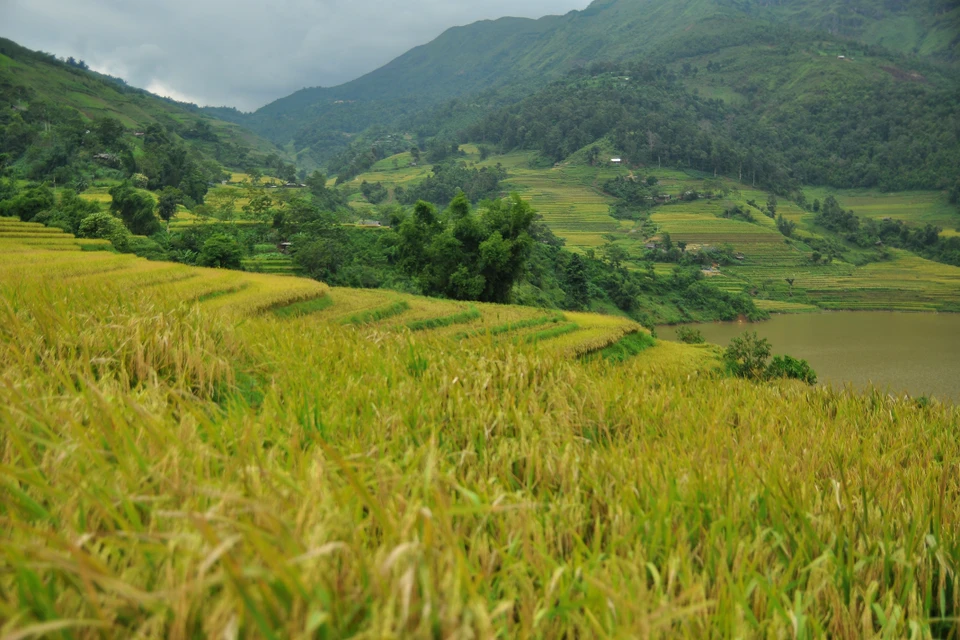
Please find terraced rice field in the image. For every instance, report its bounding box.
[650,202,960,311]
[486,154,621,249]
[0,218,643,358]
[651,207,807,270]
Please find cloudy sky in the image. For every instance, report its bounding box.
[3,0,589,111]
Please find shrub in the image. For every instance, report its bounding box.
[767,355,818,384]
[723,331,771,380]
[724,331,818,385]
[78,212,130,251]
[676,326,705,344]
[127,236,169,261]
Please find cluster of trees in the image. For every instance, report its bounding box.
[385,194,536,303]
[815,195,960,266]
[396,162,506,206]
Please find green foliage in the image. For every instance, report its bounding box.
[724,331,772,380]
[389,193,536,303]
[406,307,481,332]
[44,189,100,234]
[270,295,334,318]
[198,233,243,269]
[156,187,181,223]
[589,331,655,362]
[0,183,53,221]
[676,326,706,344]
[77,212,130,251]
[360,180,388,204]
[398,161,506,207]
[816,194,960,266]
[467,59,959,192]
[109,182,160,236]
[724,331,818,385]
[776,213,796,238]
[767,354,818,385]
[342,301,410,325]
[127,235,169,261]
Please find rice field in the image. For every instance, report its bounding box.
[493,154,621,250]
[1,219,958,637]
[648,200,960,311]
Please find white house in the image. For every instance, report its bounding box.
[610,158,622,165]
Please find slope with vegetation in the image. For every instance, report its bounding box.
[0,219,958,637]
[0,37,293,211]
[212,0,960,170]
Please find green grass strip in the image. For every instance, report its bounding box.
[455,314,564,340]
[342,300,410,325]
[271,295,334,319]
[406,307,481,332]
[196,285,247,303]
[525,322,579,344]
[583,331,654,363]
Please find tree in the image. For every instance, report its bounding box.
[156,188,180,225]
[724,331,771,380]
[602,242,629,269]
[198,234,242,269]
[94,118,125,148]
[563,253,590,310]
[292,237,345,281]
[109,182,160,236]
[776,214,796,238]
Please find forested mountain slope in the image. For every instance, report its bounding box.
[467,48,960,192]
[215,0,959,168]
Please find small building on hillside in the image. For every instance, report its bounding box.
[359,220,382,227]
[610,158,622,165]
[277,242,292,254]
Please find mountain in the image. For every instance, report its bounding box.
[216,0,960,168]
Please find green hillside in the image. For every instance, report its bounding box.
[217,0,959,168]
[0,37,285,186]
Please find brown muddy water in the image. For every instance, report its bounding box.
[660,312,960,402]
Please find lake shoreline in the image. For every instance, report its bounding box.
[658,310,960,402]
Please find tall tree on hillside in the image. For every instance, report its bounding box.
[110,182,160,236]
[564,253,590,310]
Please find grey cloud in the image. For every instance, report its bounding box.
[3,0,588,111]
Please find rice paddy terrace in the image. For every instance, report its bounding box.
[2,215,959,637]
[0,217,647,360]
